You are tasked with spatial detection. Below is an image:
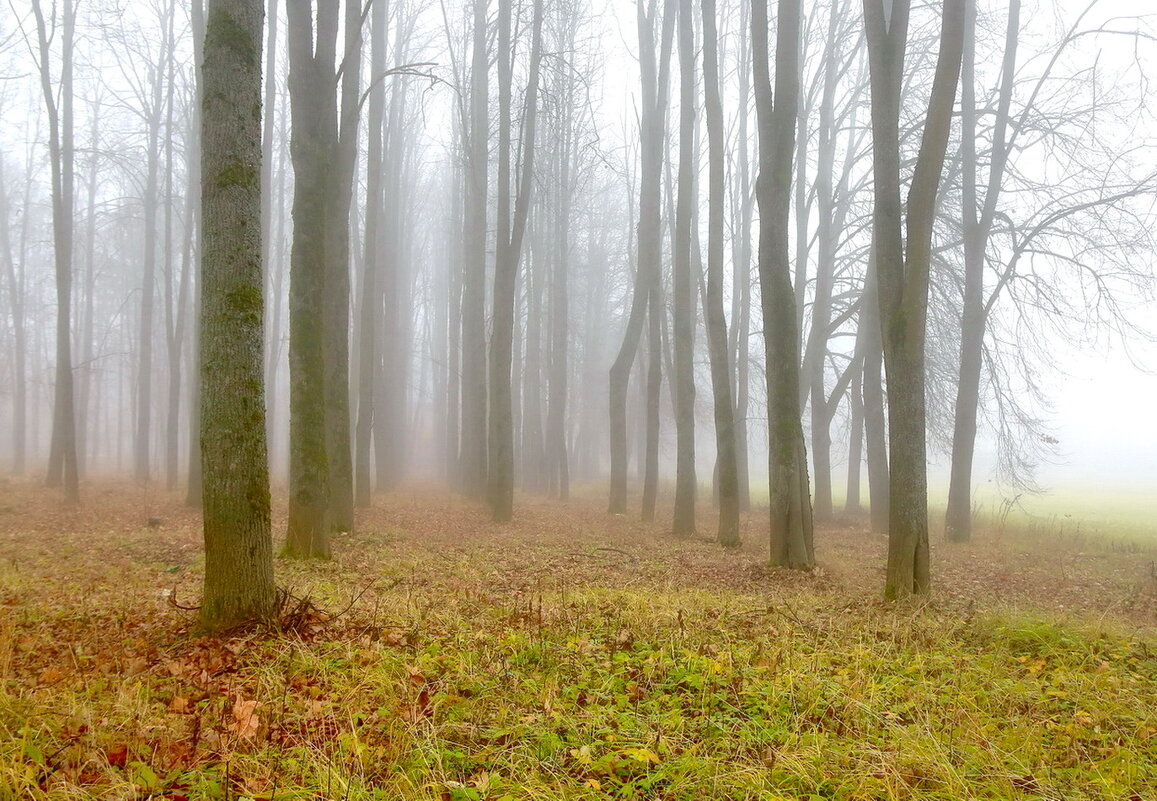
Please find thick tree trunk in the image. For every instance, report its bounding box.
[863,0,964,599]
[285,0,337,556]
[753,0,812,567]
[198,0,276,631]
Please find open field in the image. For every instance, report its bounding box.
[1,478,1156,800]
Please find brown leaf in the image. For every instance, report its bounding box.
[38,667,66,685]
[231,694,260,739]
[168,696,190,714]
[107,743,128,768]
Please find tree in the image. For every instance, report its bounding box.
[284,0,362,555]
[30,0,79,504]
[0,155,26,475]
[459,0,489,497]
[752,0,812,567]
[862,0,964,599]
[198,0,276,630]
[488,0,543,522]
[670,0,697,537]
[700,0,739,546]
[608,0,673,519]
[945,0,1017,542]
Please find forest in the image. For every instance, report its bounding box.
[2,0,1156,798]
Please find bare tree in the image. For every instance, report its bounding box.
[489,0,544,521]
[198,0,275,630]
[752,0,812,567]
[863,0,964,599]
[30,0,79,504]
[701,0,739,546]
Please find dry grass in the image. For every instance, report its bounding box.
[1,476,1155,800]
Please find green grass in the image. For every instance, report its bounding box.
[2,482,1156,800]
[4,584,1156,800]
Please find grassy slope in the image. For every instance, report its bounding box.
[1,479,1155,800]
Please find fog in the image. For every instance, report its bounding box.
[1,0,1155,558]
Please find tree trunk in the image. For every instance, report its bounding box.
[945,0,1019,543]
[863,0,964,599]
[0,159,26,475]
[355,0,389,507]
[802,0,845,522]
[861,253,888,531]
[701,0,739,547]
[752,0,812,568]
[671,0,698,537]
[731,0,753,512]
[32,0,79,504]
[460,0,489,497]
[198,0,276,631]
[609,0,673,518]
[488,0,543,522]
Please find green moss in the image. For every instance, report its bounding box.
[205,6,258,69]
[215,159,258,191]
[226,282,262,319]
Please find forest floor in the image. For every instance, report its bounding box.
[2,476,1156,800]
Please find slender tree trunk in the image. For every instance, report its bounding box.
[802,0,845,522]
[860,252,888,531]
[700,0,739,546]
[945,0,1019,543]
[460,0,489,497]
[198,0,276,631]
[186,0,206,508]
[844,349,865,513]
[0,160,26,474]
[324,0,362,533]
[753,0,812,567]
[547,112,571,501]
[488,0,543,522]
[731,0,753,512]
[671,0,698,537]
[610,0,673,518]
[32,0,79,504]
[285,0,337,556]
[261,0,282,476]
[355,0,389,507]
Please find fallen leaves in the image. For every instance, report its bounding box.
[231,693,260,739]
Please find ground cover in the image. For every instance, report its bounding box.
[1,478,1155,800]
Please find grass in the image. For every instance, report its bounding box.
[1,479,1156,800]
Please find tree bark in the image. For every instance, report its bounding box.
[945,0,1019,543]
[671,0,698,537]
[32,0,79,504]
[752,0,813,567]
[700,0,739,547]
[488,0,543,522]
[198,0,276,631]
[355,0,389,507]
[460,0,489,497]
[862,0,964,599]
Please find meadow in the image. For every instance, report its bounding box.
[1,478,1155,800]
